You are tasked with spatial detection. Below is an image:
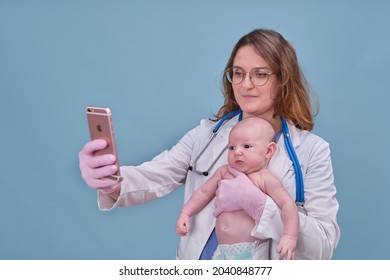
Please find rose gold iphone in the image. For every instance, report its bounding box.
[86,106,122,182]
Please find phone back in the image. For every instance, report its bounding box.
[86,106,122,181]
[86,106,117,158]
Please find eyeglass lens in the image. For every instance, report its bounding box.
[226,67,271,86]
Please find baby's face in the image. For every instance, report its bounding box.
[227,126,269,174]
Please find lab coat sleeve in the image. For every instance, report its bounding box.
[251,137,340,259]
[97,125,199,211]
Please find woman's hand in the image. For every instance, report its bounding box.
[213,166,267,222]
[78,139,120,194]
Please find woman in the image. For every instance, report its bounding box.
[79,28,340,259]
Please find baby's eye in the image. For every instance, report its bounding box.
[244,144,252,149]
[228,146,235,151]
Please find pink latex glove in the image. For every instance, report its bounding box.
[78,139,120,193]
[213,165,267,222]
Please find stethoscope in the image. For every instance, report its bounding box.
[188,109,304,206]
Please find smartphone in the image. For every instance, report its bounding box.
[86,106,122,182]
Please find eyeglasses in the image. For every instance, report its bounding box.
[225,67,274,86]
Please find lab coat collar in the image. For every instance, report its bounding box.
[270,120,301,180]
[213,116,301,148]
[285,120,301,149]
[216,114,239,141]
[212,115,239,160]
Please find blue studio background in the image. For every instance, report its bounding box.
[1,0,389,260]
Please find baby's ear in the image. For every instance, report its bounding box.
[266,142,277,159]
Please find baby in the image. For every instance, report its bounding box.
[176,117,299,260]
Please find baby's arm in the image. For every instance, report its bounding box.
[262,172,299,260]
[176,165,228,236]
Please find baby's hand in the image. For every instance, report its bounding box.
[175,213,191,236]
[276,235,297,260]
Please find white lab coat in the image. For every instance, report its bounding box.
[98,115,340,259]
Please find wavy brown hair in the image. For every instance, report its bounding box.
[214,29,318,131]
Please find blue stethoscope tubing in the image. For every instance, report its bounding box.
[214,109,304,205]
[281,115,304,205]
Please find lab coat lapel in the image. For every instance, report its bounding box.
[269,140,291,179]
[269,121,301,180]
[211,116,237,164]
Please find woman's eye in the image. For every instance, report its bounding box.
[233,70,244,77]
[254,71,268,78]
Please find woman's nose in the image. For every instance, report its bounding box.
[242,73,254,88]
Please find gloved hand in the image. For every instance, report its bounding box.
[78,139,120,194]
[213,165,267,222]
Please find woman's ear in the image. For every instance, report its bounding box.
[266,142,277,159]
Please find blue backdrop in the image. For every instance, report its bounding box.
[1,0,389,260]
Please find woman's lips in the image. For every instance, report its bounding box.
[241,94,257,100]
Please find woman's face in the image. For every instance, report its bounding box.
[232,45,278,121]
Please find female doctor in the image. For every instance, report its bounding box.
[79,28,340,259]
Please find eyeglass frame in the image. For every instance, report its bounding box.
[225,66,275,86]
